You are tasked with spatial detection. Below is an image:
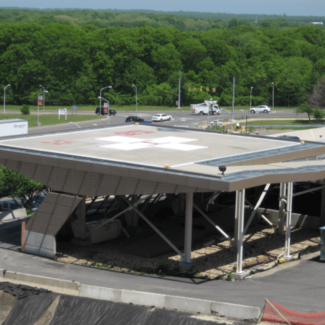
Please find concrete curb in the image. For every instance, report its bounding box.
[0,269,260,320]
[1,270,79,296]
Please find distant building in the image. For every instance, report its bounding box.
[311,22,323,25]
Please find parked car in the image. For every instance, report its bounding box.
[0,200,22,211]
[152,114,172,122]
[95,107,116,116]
[125,116,144,123]
[32,194,47,211]
[249,105,271,114]
[277,135,300,140]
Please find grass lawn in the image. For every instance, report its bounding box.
[247,119,321,126]
[0,114,102,127]
[3,105,181,112]
[2,104,299,112]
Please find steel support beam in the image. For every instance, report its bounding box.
[93,195,110,215]
[205,192,221,211]
[278,183,287,235]
[180,192,193,269]
[181,194,230,240]
[233,189,247,279]
[280,184,325,199]
[97,204,136,228]
[244,184,271,235]
[140,195,152,213]
[86,196,98,212]
[121,196,184,258]
[131,194,139,227]
[284,182,293,259]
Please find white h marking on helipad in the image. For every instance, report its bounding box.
[96,136,207,151]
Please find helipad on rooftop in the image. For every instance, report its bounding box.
[0,124,312,169]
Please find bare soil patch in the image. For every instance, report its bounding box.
[56,223,320,279]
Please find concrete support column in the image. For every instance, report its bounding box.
[180,192,193,269]
[284,182,293,259]
[233,189,247,279]
[320,187,325,227]
[278,183,287,235]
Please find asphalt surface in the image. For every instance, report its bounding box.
[1,109,307,135]
[0,217,323,314]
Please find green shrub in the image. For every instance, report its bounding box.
[21,104,30,115]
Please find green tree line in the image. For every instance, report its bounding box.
[1,8,324,30]
[1,19,325,107]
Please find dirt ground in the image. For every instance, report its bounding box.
[56,222,320,279]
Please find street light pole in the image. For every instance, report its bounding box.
[3,84,10,114]
[132,84,137,111]
[178,71,181,108]
[39,85,46,110]
[272,82,274,111]
[231,76,235,130]
[249,86,253,110]
[36,92,42,126]
[99,86,112,113]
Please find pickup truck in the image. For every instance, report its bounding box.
[191,103,221,115]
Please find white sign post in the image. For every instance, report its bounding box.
[58,108,67,120]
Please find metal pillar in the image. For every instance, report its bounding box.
[284,182,293,259]
[233,191,239,248]
[180,192,193,269]
[278,183,287,235]
[233,189,247,279]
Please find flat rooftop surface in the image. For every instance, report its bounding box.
[0,118,27,124]
[0,124,300,169]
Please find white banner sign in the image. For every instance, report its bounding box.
[58,108,67,120]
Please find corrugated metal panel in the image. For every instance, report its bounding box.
[20,162,35,178]
[3,159,21,172]
[26,193,82,236]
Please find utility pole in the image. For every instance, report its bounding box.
[178,71,181,108]
[272,82,275,110]
[3,84,10,114]
[232,77,235,130]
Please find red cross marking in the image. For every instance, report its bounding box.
[42,140,74,145]
[115,130,155,136]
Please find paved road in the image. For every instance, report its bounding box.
[0,218,323,314]
[0,240,323,314]
[11,109,305,135]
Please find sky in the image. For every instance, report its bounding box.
[3,0,325,16]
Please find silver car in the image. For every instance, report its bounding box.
[152,114,172,122]
[250,105,271,114]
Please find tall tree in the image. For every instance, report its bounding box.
[308,76,325,108]
[0,166,47,210]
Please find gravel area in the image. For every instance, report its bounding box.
[56,223,320,279]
